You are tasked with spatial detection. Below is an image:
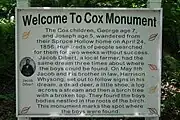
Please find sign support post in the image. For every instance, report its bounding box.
[17,0,30,7]
[147,0,161,8]
[146,0,161,117]
[18,117,31,120]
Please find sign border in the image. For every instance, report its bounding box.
[16,7,162,118]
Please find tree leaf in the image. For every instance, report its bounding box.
[148,108,159,115]
[149,33,158,41]
[21,106,31,114]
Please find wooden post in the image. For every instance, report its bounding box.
[146,0,162,120]
[145,117,159,120]
[18,117,31,120]
[17,0,30,7]
[147,0,161,8]
[17,1,31,119]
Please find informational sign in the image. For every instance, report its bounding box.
[16,8,162,117]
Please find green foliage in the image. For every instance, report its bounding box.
[0,20,15,77]
[0,1,15,119]
[0,0,16,19]
[0,93,15,101]
[0,0,15,78]
[161,1,180,119]
[163,55,180,85]
[162,0,180,58]
[30,0,147,7]
[161,55,180,120]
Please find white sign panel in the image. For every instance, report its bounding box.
[16,8,162,117]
